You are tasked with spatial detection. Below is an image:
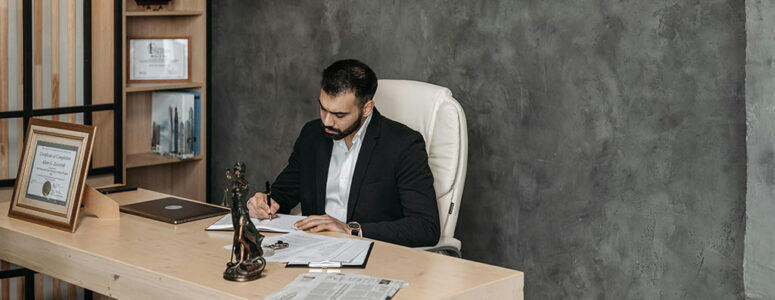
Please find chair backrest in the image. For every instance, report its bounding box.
[373,79,468,241]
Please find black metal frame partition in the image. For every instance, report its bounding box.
[0,267,35,299]
[0,2,121,299]
[206,0,212,203]
[0,0,123,188]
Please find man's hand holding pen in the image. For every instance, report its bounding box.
[248,192,279,220]
[246,182,348,234]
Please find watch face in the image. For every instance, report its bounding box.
[348,222,361,236]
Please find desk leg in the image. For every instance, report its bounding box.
[23,270,34,300]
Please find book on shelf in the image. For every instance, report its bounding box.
[151,91,201,159]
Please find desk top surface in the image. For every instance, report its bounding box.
[0,189,523,299]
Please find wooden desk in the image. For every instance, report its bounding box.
[0,189,523,299]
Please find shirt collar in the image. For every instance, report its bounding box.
[352,112,373,144]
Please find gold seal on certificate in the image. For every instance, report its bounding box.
[25,141,79,206]
[128,37,191,83]
[8,119,96,232]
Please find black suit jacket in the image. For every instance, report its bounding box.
[270,109,440,247]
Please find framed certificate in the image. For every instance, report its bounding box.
[128,37,191,83]
[8,118,96,232]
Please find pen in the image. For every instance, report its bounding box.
[307,261,342,268]
[265,181,273,220]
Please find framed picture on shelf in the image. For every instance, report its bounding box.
[8,119,96,232]
[127,36,191,83]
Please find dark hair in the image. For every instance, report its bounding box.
[321,59,378,105]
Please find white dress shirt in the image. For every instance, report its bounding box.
[324,113,373,223]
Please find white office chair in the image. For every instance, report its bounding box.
[374,79,468,257]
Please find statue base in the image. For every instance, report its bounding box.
[223,257,265,282]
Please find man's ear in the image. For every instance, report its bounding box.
[362,100,375,118]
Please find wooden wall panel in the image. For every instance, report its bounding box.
[33,273,41,299]
[1,0,8,179]
[92,110,114,168]
[68,0,76,123]
[12,118,21,180]
[28,0,88,113]
[92,0,113,105]
[52,278,61,299]
[33,0,41,110]
[85,174,115,187]
[16,272,22,300]
[51,0,59,120]
[125,92,152,155]
[0,0,115,184]
[1,123,7,180]
[127,160,206,202]
[90,0,115,172]
[15,0,21,112]
[1,261,8,300]
[0,0,22,181]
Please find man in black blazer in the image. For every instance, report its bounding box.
[247,60,440,247]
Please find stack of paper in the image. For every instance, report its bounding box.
[265,272,407,300]
[206,213,305,232]
[262,231,373,267]
[222,231,374,267]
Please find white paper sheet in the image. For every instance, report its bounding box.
[222,231,373,266]
[265,272,407,300]
[206,213,305,233]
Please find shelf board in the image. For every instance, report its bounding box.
[126,152,203,169]
[125,10,203,17]
[126,82,202,93]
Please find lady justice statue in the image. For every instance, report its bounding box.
[223,162,265,281]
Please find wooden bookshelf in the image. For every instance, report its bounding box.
[126,152,203,169]
[126,82,203,93]
[125,10,203,17]
[121,0,207,202]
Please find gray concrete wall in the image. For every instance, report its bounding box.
[210,1,747,298]
[745,1,775,299]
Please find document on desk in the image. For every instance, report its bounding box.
[205,213,305,233]
[265,272,407,300]
[224,231,374,267]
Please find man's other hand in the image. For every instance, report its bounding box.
[294,215,349,233]
[247,192,280,219]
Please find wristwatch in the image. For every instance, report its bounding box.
[347,222,362,237]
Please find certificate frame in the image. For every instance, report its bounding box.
[8,118,96,232]
[127,36,191,83]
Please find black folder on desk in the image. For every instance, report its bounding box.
[120,197,229,225]
[285,242,374,269]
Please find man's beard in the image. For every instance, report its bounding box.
[323,112,364,140]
